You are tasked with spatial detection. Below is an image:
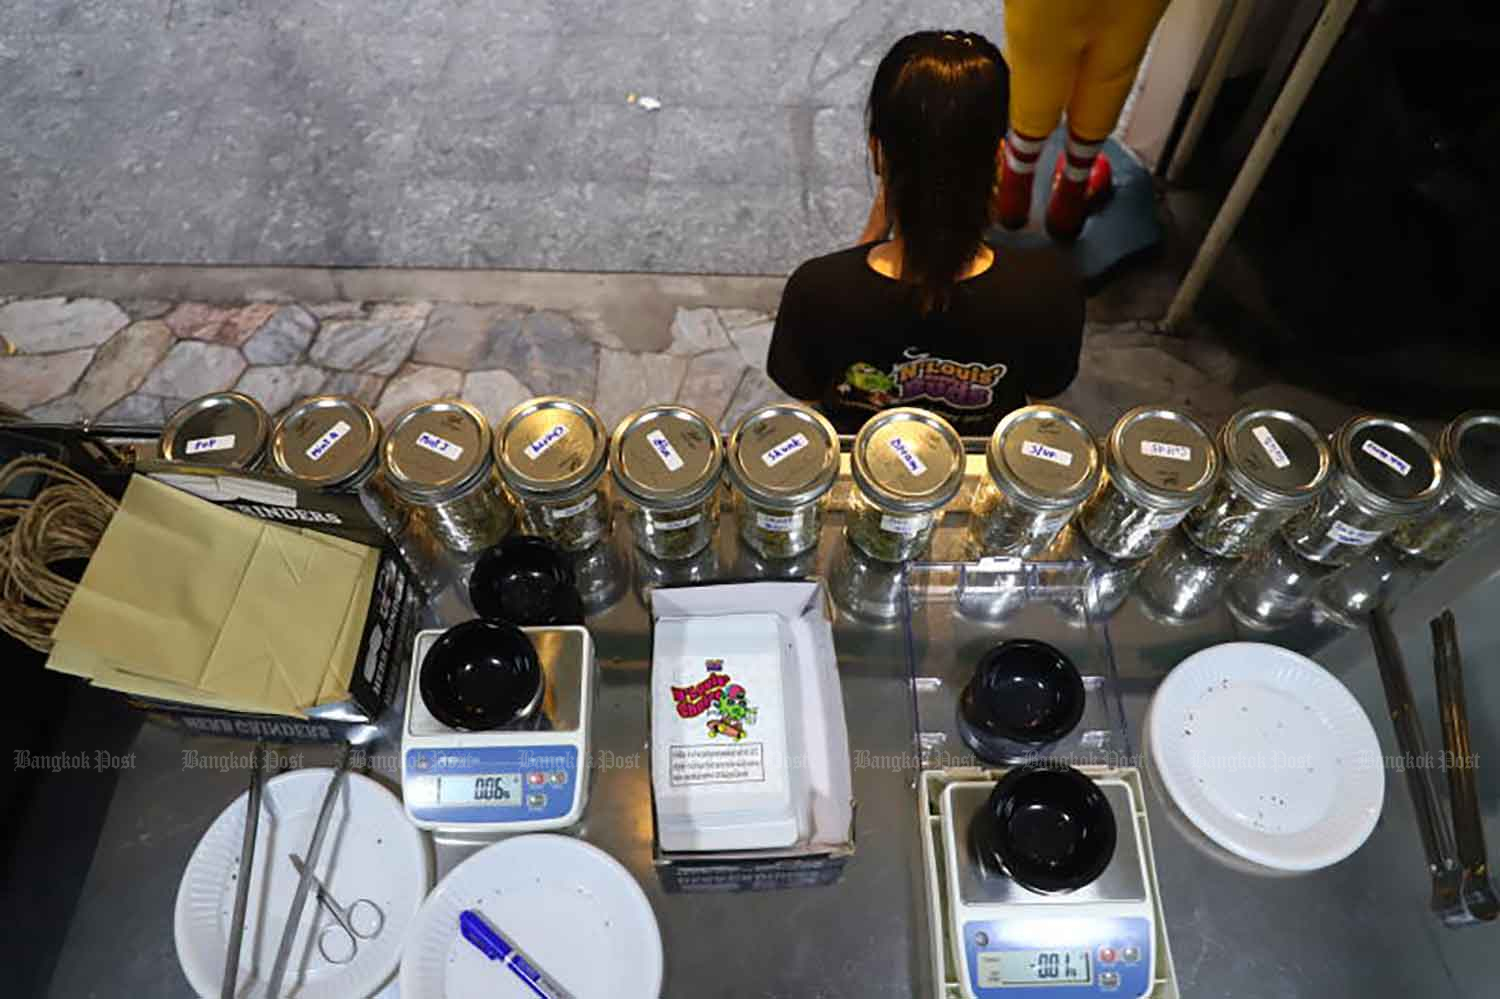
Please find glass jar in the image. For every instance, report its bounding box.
[726,402,839,559]
[829,534,907,623]
[1387,411,1500,564]
[966,404,1100,558]
[1184,407,1331,558]
[847,407,965,563]
[1077,406,1219,561]
[269,395,382,490]
[159,391,270,470]
[1282,414,1443,567]
[381,399,514,556]
[494,396,613,552]
[610,404,724,560]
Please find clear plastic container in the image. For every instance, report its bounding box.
[847,407,964,563]
[1282,414,1443,567]
[609,404,724,560]
[494,396,613,552]
[726,403,839,559]
[1184,407,1331,557]
[1077,406,1219,561]
[381,399,514,556]
[965,404,1100,558]
[1386,411,1500,564]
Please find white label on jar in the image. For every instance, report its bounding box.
[1361,438,1411,477]
[545,492,598,521]
[305,420,352,462]
[185,434,236,456]
[416,431,464,462]
[887,436,928,476]
[656,511,702,531]
[646,429,685,471]
[1021,439,1074,467]
[756,510,801,532]
[1147,509,1188,529]
[880,512,931,536]
[1141,440,1192,462]
[525,423,568,460]
[1251,425,1291,469]
[761,432,809,467]
[1328,519,1384,546]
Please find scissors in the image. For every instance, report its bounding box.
[288,853,386,965]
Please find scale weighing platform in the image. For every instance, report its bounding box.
[918,768,1179,999]
[401,625,596,834]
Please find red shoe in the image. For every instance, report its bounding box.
[1086,154,1113,214]
[1045,155,1088,241]
[992,140,1035,230]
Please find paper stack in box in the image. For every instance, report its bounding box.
[46,475,380,718]
[649,582,855,859]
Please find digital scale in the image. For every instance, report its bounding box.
[401,625,596,833]
[919,768,1178,999]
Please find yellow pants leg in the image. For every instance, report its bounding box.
[1003,0,1170,142]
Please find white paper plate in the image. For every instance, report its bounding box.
[399,834,663,999]
[175,769,432,999]
[1147,642,1384,871]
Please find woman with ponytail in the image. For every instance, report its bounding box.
[767,31,1083,435]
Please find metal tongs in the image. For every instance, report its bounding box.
[1370,608,1497,927]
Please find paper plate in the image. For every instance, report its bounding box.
[399,834,663,999]
[1147,642,1384,872]
[175,769,432,999]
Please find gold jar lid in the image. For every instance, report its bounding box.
[986,404,1100,510]
[270,395,381,488]
[609,404,724,510]
[851,407,964,514]
[159,392,270,470]
[494,396,609,501]
[382,399,494,502]
[726,402,839,510]
[1107,406,1219,511]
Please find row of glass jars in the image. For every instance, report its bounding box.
[155,389,1500,576]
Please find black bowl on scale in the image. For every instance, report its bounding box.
[971,762,1117,894]
[419,619,545,731]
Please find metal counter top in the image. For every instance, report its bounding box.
[40,468,1500,998]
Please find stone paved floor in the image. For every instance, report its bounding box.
[0,292,1381,440]
[1,0,1001,273]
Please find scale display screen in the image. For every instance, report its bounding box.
[435,773,523,806]
[978,949,1092,987]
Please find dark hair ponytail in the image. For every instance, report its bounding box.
[868,31,1008,313]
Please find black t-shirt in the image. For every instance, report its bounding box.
[766,242,1084,435]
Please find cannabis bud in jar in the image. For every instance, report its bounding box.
[726,402,839,560]
[847,407,964,563]
[1184,407,1331,558]
[1281,413,1443,567]
[381,399,515,556]
[494,396,613,552]
[609,404,725,560]
[967,404,1100,559]
[1077,406,1219,561]
[1386,411,1500,565]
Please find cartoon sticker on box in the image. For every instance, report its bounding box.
[672,660,758,742]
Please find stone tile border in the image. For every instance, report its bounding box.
[0,295,789,433]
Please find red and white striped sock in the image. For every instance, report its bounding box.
[1004,129,1046,177]
[1061,133,1105,183]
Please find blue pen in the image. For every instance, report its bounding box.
[459,909,578,999]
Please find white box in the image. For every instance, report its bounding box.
[649,581,855,868]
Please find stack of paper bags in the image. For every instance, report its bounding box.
[47,475,381,718]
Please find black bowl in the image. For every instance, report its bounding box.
[470,535,584,626]
[958,639,1085,762]
[419,619,544,731]
[972,763,1117,894]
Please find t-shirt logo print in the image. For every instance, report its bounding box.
[836,350,1008,412]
